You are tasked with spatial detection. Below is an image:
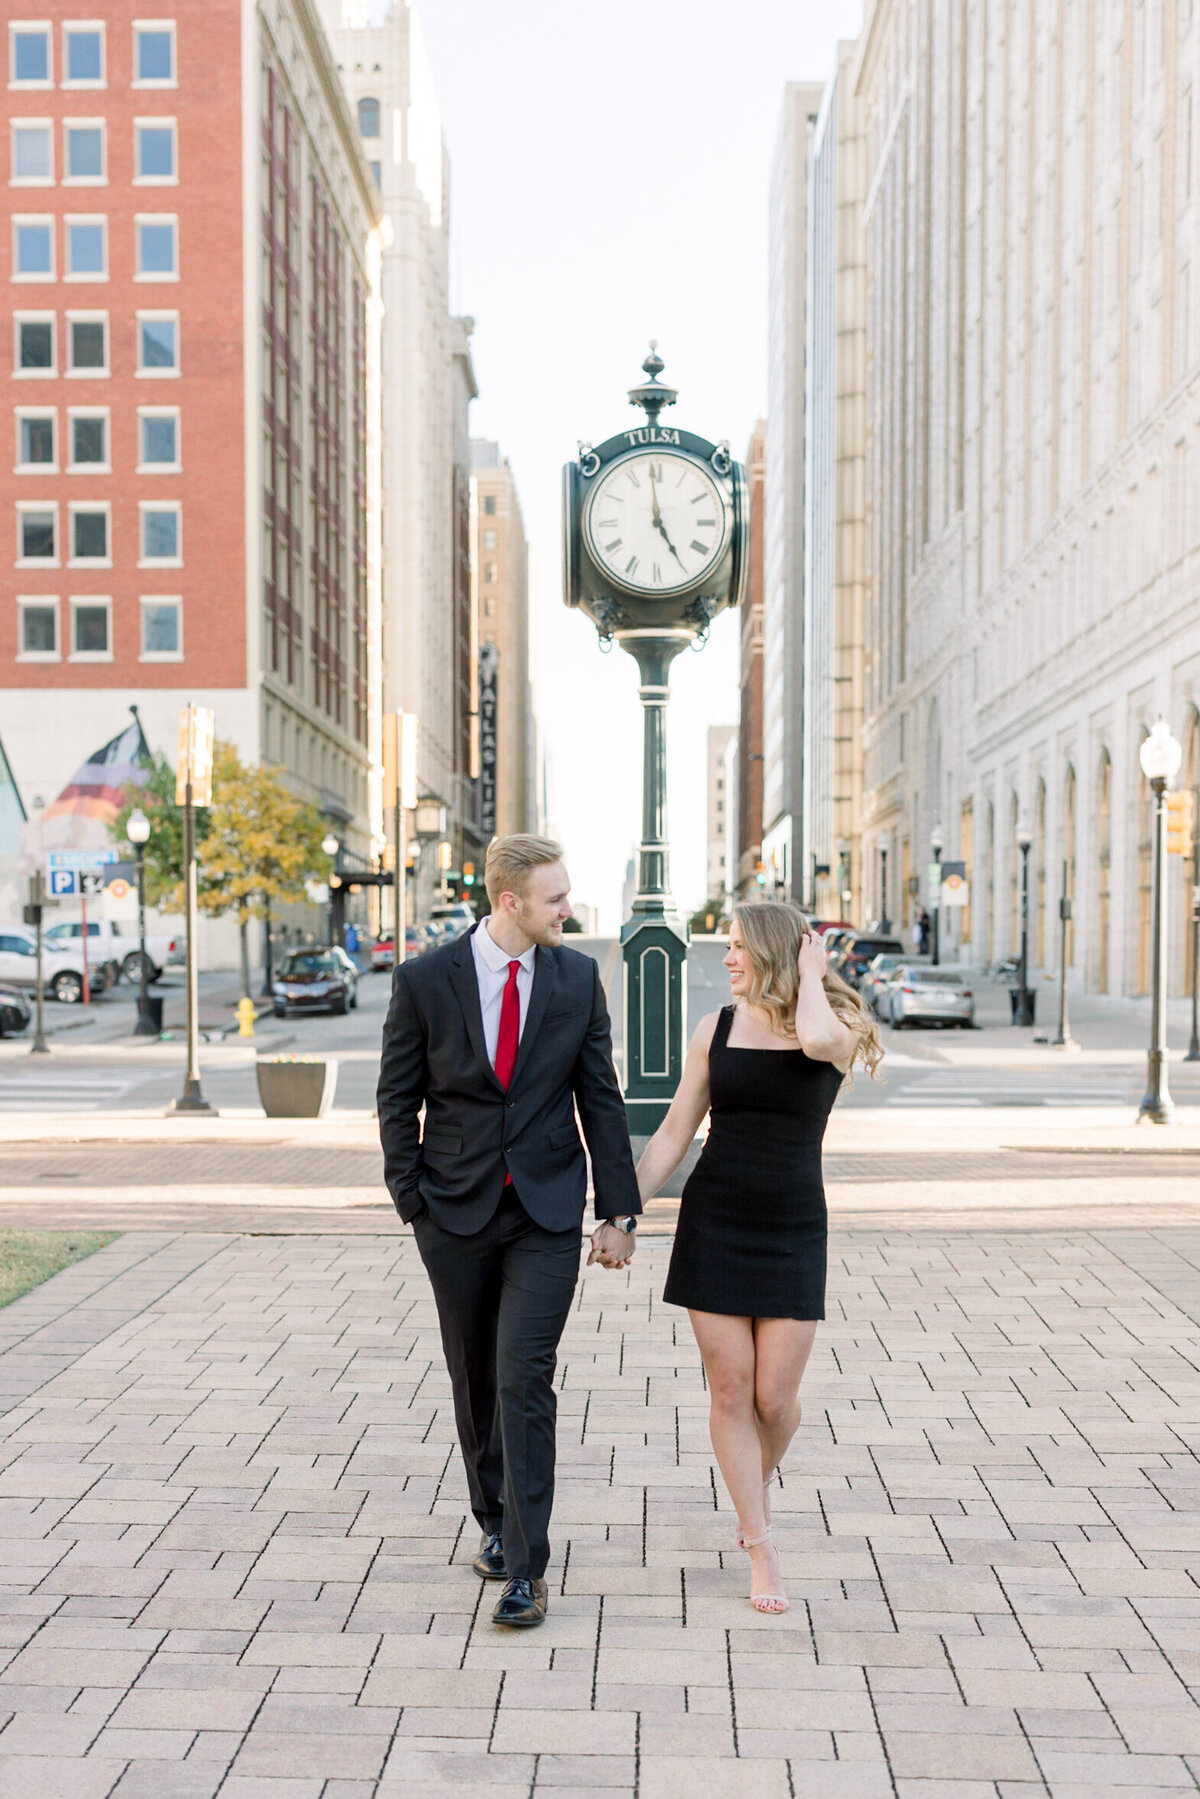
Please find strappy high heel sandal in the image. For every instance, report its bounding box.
[736,1472,776,1549]
[742,1528,788,1614]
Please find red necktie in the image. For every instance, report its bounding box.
[495,960,521,1090]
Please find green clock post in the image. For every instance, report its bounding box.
[563,347,748,1134]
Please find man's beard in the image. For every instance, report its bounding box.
[517,907,563,947]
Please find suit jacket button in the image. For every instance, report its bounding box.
[506,1100,516,1109]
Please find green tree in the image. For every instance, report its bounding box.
[112,743,332,996]
[197,743,332,996]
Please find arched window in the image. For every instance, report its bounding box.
[358,96,380,138]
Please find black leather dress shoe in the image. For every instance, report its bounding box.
[472,1531,507,1580]
[491,1576,548,1627]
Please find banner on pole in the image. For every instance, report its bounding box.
[176,705,215,806]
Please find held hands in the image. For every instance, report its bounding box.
[587,1222,636,1271]
[797,930,828,987]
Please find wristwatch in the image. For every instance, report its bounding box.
[604,1215,637,1235]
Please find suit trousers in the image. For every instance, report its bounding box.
[411,1187,580,1581]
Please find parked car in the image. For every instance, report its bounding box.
[271,948,359,1017]
[859,954,904,1019]
[44,916,179,985]
[832,934,906,988]
[821,927,860,964]
[0,928,111,1004]
[0,986,31,1035]
[884,965,975,1029]
[370,936,395,972]
[810,919,854,937]
[429,901,476,939]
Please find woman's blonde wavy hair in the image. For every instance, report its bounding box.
[730,901,884,1085]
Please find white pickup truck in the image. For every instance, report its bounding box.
[43,917,181,984]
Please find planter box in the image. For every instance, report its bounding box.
[256,1057,338,1119]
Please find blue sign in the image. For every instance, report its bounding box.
[47,849,118,871]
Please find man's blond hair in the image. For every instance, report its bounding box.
[484,834,565,909]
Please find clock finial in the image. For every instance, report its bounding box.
[628,341,678,424]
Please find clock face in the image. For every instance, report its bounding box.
[583,452,728,594]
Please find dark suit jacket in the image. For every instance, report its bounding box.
[377,924,642,1235]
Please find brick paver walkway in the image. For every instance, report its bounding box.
[1,1224,1199,1798]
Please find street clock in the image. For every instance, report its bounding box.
[562,347,748,1138]
[563,345,748,641]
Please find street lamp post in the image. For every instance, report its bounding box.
[1052,859,1077,1050]
[878,831,891,933]
[1186,802,1200,1063]
[1015,822,1034,1026]
[126,807,156,1037]
[930,827,944,965]
[1138,719,1182,1123]
[322,834,340,949]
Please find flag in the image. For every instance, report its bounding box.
[41,717,151,827]
[0,734,26,857]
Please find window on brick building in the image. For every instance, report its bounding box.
[137,314,178,373]
[136,216,177,278]
[483,494,496,515]
[70,596,110,657]
[140,595,180,658]
[358,96,380,137]
[63,27,104,87]
[18,505,57,562]
[133,25,175,86]
[18,597,58,658]
[16,316,54,372]
[484,563,497,583]
[65,216,106,278]
[138,409,178,468]
[67,314,106,371]
[69,505,108,562]
[68,411,107,468]
[64,122,104,182]
[139,502,180,564]
[135,122,175,182]
[483,528,497,549]
[10,28,51,87]
[13,217,53,277]
[16,412,55,468]
[12,123,52,183]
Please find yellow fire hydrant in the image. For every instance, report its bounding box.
[236,995,256,1038]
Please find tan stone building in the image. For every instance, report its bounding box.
[470,441,533,840]
[854,0,1200,996]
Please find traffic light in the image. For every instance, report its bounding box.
[463,861,475,888]
[755,860,766,886]
[1166,789,1196,858]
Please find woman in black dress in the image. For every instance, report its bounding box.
[635,902,882,1614]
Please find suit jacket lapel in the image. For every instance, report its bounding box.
[507,944,557,1093]
[448,928,505,1095]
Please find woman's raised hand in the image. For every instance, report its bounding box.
[797,930,827,986]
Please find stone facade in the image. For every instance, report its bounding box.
[855,0,1200,995]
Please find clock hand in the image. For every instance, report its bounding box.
[647,464,687,571]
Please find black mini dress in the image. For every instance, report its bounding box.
[663,1004,843,1320]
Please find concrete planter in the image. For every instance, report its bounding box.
[256,1057,337,1118]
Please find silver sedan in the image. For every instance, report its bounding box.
[884,965,976,1029]
[859,954,904,1020]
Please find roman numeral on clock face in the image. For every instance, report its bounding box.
[690,539,709,554]
[625,554,639,575]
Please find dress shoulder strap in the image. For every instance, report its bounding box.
[710,1004,735,1056]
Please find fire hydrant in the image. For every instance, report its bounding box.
[236,995,256,1038]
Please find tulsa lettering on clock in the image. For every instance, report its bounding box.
[623,426,682,447]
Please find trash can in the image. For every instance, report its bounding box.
[1008,986,1036,1025]
[137,994,164,1035]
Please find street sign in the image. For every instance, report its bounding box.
[107,878,131,901]
[940,861,968,908]
[47,849,117,871]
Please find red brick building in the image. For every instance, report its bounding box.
[2,0,382,882]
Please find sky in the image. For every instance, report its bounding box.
[415,0,864,931]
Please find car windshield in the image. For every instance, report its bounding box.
[853,939,902,956]
[911,970,966,985]
[281,954,338,976]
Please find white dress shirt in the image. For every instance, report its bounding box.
[471,918,536,1069]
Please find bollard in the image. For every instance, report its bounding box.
[236,995,256,1038]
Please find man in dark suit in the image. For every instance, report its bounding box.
[378,834,640,1628]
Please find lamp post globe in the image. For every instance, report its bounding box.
[321,835,341,948]
[126,806,156,1036]
[563,346,748,1137]
[1139,720,1182,1123]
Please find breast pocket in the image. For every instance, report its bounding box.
[548,1125,579,1151]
